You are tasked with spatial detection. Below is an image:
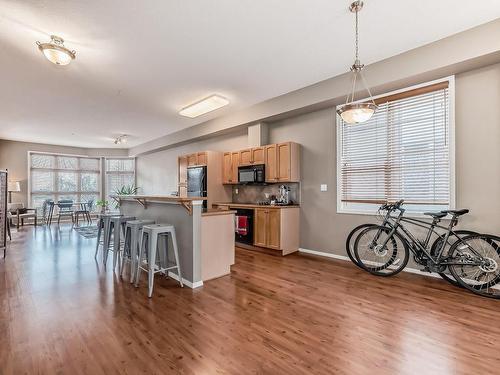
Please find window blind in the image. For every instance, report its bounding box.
[339,81,450,207]
[105,158,136,203]
[30,153,101,210]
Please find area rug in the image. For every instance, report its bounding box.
[75,225,99,238]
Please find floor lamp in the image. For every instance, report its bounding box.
[7,181,20,204]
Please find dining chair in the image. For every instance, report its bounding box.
[57,200,75,225]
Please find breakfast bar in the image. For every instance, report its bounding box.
[114,195,236,288]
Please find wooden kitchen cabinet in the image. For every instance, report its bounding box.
[187,153,198,166]
[197,152,207,166]
[254,208,281,250]
[239,149,252,165]
[178,155,188,196]
[253,207,299,254]
[264,144,277,182]
[276,142,300,182]
[252,147,265,164]
[222,151,240,184]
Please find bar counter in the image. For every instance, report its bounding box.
[112,195,236,288]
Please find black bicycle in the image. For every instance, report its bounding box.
[351,201,500,299]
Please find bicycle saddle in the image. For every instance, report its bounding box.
[423,211,447,219]
[441,209,469,216]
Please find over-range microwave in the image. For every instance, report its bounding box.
[238,164,265,184]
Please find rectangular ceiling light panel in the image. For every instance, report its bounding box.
[179,95,229,118]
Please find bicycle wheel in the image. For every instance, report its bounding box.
[345,224,378,268]
[353,225,409,276]
[430,230,478,287]
[448,234,500,299]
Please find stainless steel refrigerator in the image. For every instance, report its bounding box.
[187,166,207,208]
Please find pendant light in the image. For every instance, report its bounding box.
[337,1,377,124]
[36,35,76,66]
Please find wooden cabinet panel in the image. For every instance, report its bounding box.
[264,144,277,182]
[178,155,188,189]
[197,152,207,166]
[252,147,265,164]
[187,154,198,166]
[277,143,291,181]
[254,209,268,247]
[222,152,232,184]
[239,149,252,166]
[267,209,281,249]
[231,152,240,183]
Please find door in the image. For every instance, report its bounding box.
[187,154,198,166]
[223,152,232,184]
[239,149,252,165]
[231,152,240,183]
[267,209,281,249]
[253,208,267,247]
[252,147,265,164]
[277,142,291,181]
[265,144,277,182]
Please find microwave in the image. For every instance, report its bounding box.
[238,164,265,184]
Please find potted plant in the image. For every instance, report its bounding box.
[112,185,139,208]
[96,199,109,214]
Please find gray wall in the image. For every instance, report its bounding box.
[135,62,500,256]
[0,139,128,206]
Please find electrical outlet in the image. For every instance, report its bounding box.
[320,184,328,192]
[235,188,239,194]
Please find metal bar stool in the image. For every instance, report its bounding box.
[107,215,136,273]
[121,219,155,283]
[95,213,122,260]
[135,223,183,297]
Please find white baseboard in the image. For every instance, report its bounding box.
[167,271,204,289]
[298,247,442,279]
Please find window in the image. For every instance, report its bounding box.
[29,153,101,210]
[337,78,454,215]
[105,158,136,204]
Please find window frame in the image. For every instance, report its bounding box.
[336,76,456,216]
[27,151,103,210]
[104,157,136,204]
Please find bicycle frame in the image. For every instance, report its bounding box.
[374,208,483,266]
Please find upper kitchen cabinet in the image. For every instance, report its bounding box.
[222,151,240,184]
[239,147,265,166]
[267,142,300,182]
[187,152,208,167]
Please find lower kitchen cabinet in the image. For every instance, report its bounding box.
[253,207,299,254]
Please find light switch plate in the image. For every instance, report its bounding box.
[320,184,328,192]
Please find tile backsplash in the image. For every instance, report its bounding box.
[232,183,300,204]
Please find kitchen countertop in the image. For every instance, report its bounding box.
[213,202,300,209]
[202,209,237,217]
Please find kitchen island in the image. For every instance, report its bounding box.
[114,195,236,288]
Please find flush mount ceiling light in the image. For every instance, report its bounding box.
[337,1,377,124]
[114,134,128,145]
[179,95,229,118]
[36,35,76,66]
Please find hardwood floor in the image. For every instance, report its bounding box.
[1,225,500,374]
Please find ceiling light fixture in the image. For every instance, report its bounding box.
[337,1,377,124]
[179,95,229,118]
[36,35,76,66]
[114,135,128,145]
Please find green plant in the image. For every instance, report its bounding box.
[112,185,139,208]
[96,199,109,208]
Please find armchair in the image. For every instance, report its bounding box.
[8,203,38,229]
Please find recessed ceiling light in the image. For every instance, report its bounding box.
[36,35,76,66]
[179,95,229,118]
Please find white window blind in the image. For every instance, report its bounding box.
[30,153,101,210]
[105,158,135,203]
[338,80,451,213]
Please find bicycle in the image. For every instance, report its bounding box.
[352,201,500,299]
[345,201,478,287]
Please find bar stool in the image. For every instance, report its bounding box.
[121,219,155,283]
[106,215,136,272]
[95,213,122,260]
[135,224,183,297]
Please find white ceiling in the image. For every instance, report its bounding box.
[1,0,499,148]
